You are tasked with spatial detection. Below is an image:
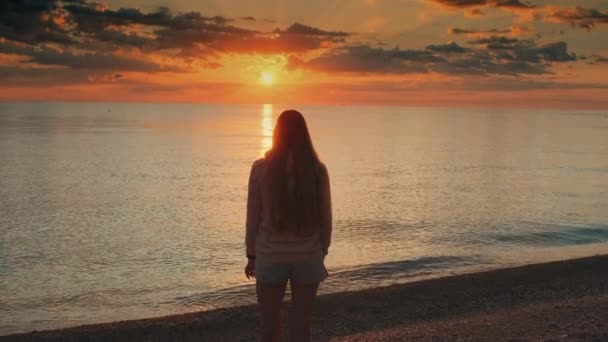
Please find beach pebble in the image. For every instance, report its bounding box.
[542,334,569,342]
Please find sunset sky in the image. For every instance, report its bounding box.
[1,0,607,108]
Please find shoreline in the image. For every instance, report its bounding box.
[3,255,608,341]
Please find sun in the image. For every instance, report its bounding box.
[259,71,275,86]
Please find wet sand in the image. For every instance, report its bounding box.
[2,255,608,341]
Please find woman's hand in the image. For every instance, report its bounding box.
[245,259,255,279]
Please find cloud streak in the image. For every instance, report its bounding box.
[289,36,576,76]
[430,0,535,10]
[449,26,533,36]
[547,6,608,31]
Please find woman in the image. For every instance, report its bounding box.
[245,109,332,342]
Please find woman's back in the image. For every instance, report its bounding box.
[246,157,331,262]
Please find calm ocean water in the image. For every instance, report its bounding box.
[1,102,607,334]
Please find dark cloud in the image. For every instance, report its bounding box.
[493,0,535,9]
[450,28,510,35]
[91,29,156,49]
[152,25,254,52]
[430,0,535,9]
[63,4,168,32]
[0,65,93,86]
[63,2,232,32]
[0,23,76,46]
[468,36,576,62]
[585,55,608,64]
[63,2,250,51]
[197,22,352,54]
[288,45,441,74]
[0,0,350,77]
[0,63,132,87]
[449,26,532,35]
[432,0,487,7]
[30,49,178,72]
[0,0,338,56]
[515,41,576,62]
[469,35,519,49]
[152,21,348,55]
[0,39,181,72]
[74,4,342,56]
[436,58,547,75]
[290,37,575,76]
[0,0,63,24]
[426,42,471,53]
[275,22,350,38]
[87,72,124,83]
[548,6,608,31]
[0,0,58,30]
[0,0,78,45]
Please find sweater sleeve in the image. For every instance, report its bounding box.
[245,160,262,256]
[319,163,332,255]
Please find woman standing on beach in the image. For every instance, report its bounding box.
[245,110,332,342]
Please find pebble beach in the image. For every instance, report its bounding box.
[3,255,607,341]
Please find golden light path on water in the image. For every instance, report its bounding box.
[261,103,274,154]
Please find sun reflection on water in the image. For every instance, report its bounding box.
[261,104,274,155]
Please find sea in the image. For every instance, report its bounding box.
[1,102,607,334]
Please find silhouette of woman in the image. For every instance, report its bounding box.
[245,109,332,342]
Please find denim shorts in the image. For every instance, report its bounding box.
[256,256,327,285]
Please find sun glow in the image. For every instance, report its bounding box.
[259,71,275,86]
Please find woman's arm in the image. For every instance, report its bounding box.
[245,160,262,258]
[319,164,332,255]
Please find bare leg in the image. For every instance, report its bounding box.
[289,282,319,342]
[257,282,287,342]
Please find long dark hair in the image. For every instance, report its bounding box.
[265,110,322,234]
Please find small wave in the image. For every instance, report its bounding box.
[490,224,608,247]
[172,255,482,310]
[173,284,257,310]
[327,255,477,282]
[321,255,485,293]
